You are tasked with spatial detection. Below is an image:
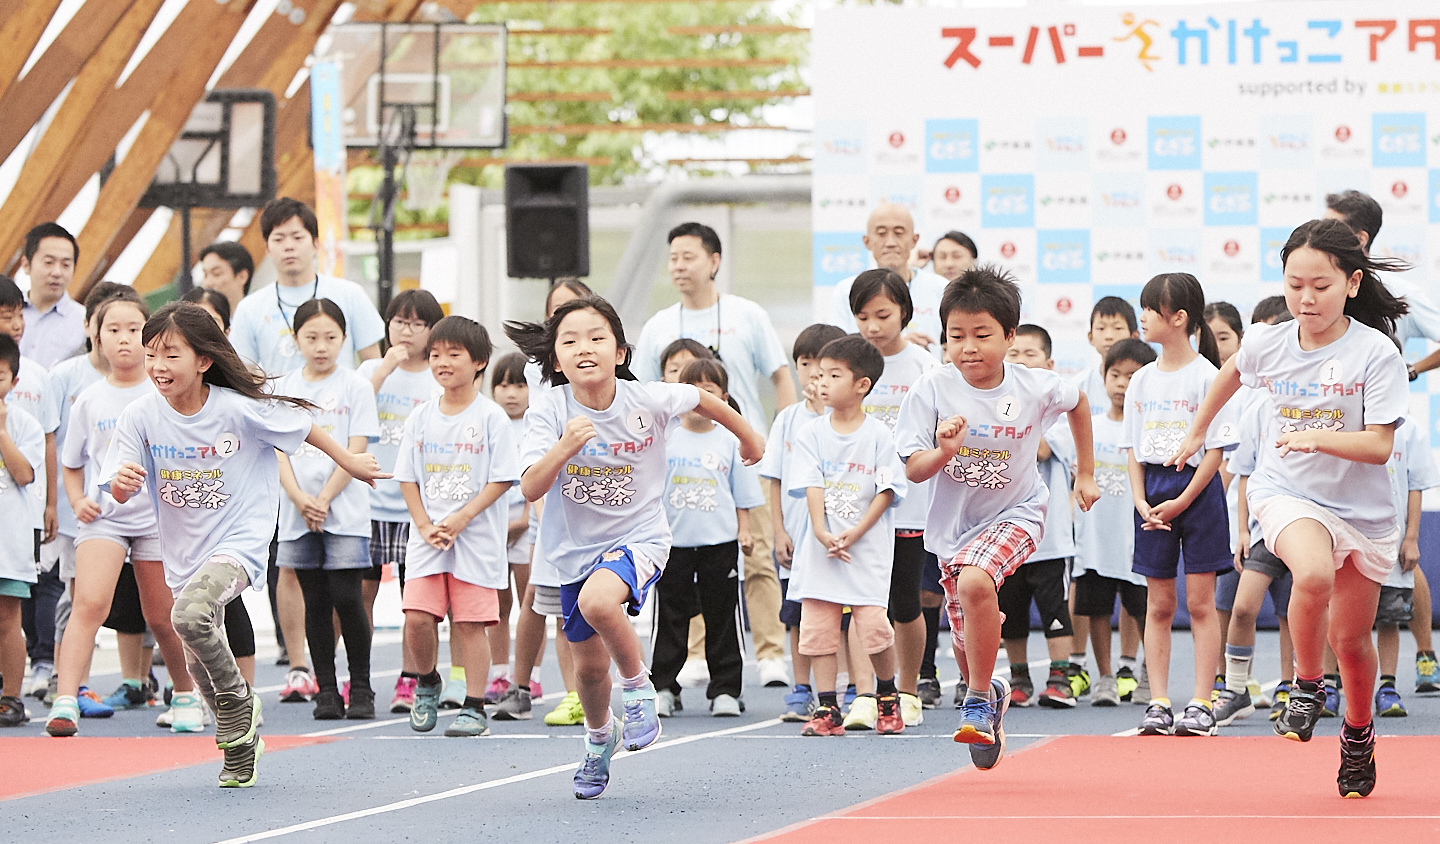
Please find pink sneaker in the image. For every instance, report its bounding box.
[280,667,314,702]
[483,676,510,704]
[390,676,416,713]
[303,670,321,698]
[529,680,543,699]
[341,681,351,706]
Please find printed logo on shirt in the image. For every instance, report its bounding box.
[1095,459,1129,497]
[668,477,719,511]
[157,468,230,510]
[562,465,636,507]
[579,437,655,457]
[942,448,1012,490]
[823,481,862,520]
[967,423,1033,440]
[1139,420,1188,460]
[377,394,428,446]
[1276,406,1345,435]
[423,464,474,501]
[1257,376,1366,398]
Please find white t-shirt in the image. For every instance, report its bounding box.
[62,380,158,538]
[7,355,58,530]
[229,275,386,376]
[357,359,442,524]
[631,295,790,436]
[759,401,823,580]
[1227,391,1275,541]
[867,343,939,531]
[1072,364,1108,416]
[1032,422,1076,561]
[1121,355,1230,468]
[100,387,312,592]
[1235,319,1409,538]
[828,268,949,348]
[0,407,44,583]
[1219,385,1268,550]
[787,414,907,607]
[1381,274,1440,347]
[895,362,1080,563]
[506,415,535,550]
[522,380,700,584]
[48,354,103,537]
[1074,413,1144,585]
[664,424,765,549]
[394,395,518,588]
[1385,419,1440,588]
[274,369,380,541]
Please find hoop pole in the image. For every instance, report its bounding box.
[377,143,397,315]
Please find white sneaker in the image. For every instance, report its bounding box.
[27,662,53,699]
[900,692,924,726]
[169,692,207,733]
[676,659,710,689]
[710,694,742,717]
[656,689,678,718]
[757,658,790,688]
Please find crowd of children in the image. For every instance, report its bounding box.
[0,213,1435,804]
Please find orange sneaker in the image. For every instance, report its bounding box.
[801,704,845,737]
[876,691,905,735]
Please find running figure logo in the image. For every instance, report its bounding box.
[1114,13,1160,72]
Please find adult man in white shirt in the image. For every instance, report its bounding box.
[18,223,86,369]
[198,241,255,316]
[827,203,949,350]
[632,222,797,686]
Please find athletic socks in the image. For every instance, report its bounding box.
[463,695,487,713]
[1225,644,1254,692]
[1324,673,1341,692]
[1379,674,1396,688]
[1010,660,1030,676]
[1150,697,1171,709]
[1342,718,1373,742]
[876,677,897,696]
[1049,659,1068,673]
[586,719,613,746]
[1188,698,1212,711]
[401,671,419,681]
[1069,653,1087,672]
[965,685,993,703]
[1118,655,1137,673]
[420,670,443,688]
[488,664,509,683]
[620,669,651,692]
[818,691,838,710]
[122,678,142,690]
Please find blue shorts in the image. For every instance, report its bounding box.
[277,531,371,571]
[1132,464,1231,579]
[559,546,660,643]
[919,550,943,595]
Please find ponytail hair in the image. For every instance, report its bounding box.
[1140,273,1219,367]
[1281,218,1409,339]
[143,302,313,410]
[505,295,636,387]
[679,357,742,415]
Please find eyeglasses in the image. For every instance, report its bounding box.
[390,319,429,333]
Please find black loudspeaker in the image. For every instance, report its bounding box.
[505,163,590,279]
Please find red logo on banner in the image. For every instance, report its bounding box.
[1056,297,1072,315]
[1111,128,1127,146]
[1335,125,1351,143]
[1166,183,1183,201]
[1224,240,1240,257]
[888,132,905,148]
[1392,181,1408,198]
[1000,242,1017,259]
[944,186,961,203]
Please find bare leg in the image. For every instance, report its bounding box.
[489,586,513,675]
[847,622,874,693]
[554,618,576,692]
[892,616,924,695]
[952,567,1003,692]
[454,621,491,696]
[132,560,193,693]
[511,585,547,688]
[1330,561,1382,726]
[404,611,440,675]
[1185,573,1220,704]
[0,597,24,698]
[1377,624,1400,677]
[116,633,145,682]
[56,549,125,699]
[1278,617,1294,681]
[1143,577,1177,703]
[1089,615,1113,676]
[789,626,811,687]
[1412,567,1433,653]
[277,567,308,671]
[1119,609,1143,658]
[811,653,838,694]
[1272,519,1336,680]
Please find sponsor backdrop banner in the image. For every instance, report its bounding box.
[813,2,1440,438]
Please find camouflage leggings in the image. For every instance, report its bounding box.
[171,556,250,708]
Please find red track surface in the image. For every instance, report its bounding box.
[743,735,1440,842]
[0,735,338,801]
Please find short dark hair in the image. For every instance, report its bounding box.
[292,297,347,336]
[23,222,78,264]
[491,351,528,389]
[1203,301,1244,339]
[940,265,1022,335]
[84,282,141,324]
[1014,324,1052,358]
[1325,189,1382,248]
[0,333,19,381]
[848,268,913,329]
[1250,295,1293,325]
[667,222,722,256]
[1090,296,1138,333]
[260,197,319,241]
[660,338,714,374]
[1103,337,1157,374]
[429,315,492,375]
[544,278,594,318]
[792,323,847,361]
[679,357,743,415]
[385,288,445,327]
[198,241,255,295]
[182,286,232,331]
[0,275,24,311]
[818,334,884,397]
[935,230,978,259]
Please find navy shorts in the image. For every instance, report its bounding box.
[1133,464,1232,579]
[919,549,943,596]
[558,546,659,643]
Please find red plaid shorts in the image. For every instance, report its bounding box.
[938,521,1037,658]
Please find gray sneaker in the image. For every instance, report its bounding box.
[492,685,533,721]
[710,693,742,717]
[1091,674,1120,707]
[1213,688,1255,726]
[1174,703,1219,736]
[656,689,678,718]
[1133,663,1151,705]
[410,681,442,732]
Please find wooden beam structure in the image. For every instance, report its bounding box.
[0,0,64,104]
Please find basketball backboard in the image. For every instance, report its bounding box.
[139,89,277,210]
[317,23,506,150]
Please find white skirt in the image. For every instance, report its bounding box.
[1252,495,1398,585]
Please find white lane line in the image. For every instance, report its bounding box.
[213,717,784,843]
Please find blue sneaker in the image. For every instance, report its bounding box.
[1322,684,1341,718]
[621,685,661,751]
[77,687,114,718]
[102,681,152,711]
[410,681,442,732]
[1375,684,1407,717]
[781,684,817,723]
[573,716,623,800]
[1416,653,1440,694]
[953,677,1009,771]
[842,683,857,711]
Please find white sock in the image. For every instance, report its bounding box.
[1119,656,1137,673]
[1225,645,1253,693]
[620,669,650,692]
[586,717,613,747]
[489,664,510,682]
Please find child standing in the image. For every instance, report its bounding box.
[653,358,764,717]
[103,302,386,787]
[1176,219,1410,797]
[275,299,380,720]
[791,335,908,737]
[0,334,44,726]
[1125,273,1233,737]
[507,296,763,800]
[896,267,1099,769]
[1074,297,1140,415]
[396,316,517,739]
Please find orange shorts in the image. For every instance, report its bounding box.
[401,573,499,624]
[798,600,893,657]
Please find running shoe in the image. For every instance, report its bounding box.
[530,681,543,699]
[1133,663,1151,705]
[1174,703,1219,736]
[1009,673,1035,707]
[1250,679,1271,709]
[0,695,27,727]
[346,686,375,720]
[1116,666,1138,702]
[1416,652,1440,694]
[214,686,261,750]
[445,706,490,737]
[76,686,114,718]
[544,690,585,726]
[157,696,212,729]
[1211,673,1225,704]
[26,662,52,700]
[780,685,816,722]
[916,677,941,710]
[843,683,858,711]
[621,685,662,749]
[1270,681,1291,721]
[1138,702,1174,736]
[493,686,533,721]
[1091,675,1120,707]
[1037,669,1076,708]
[482,676,509,705]
[312,688,345,720]
[954,679,967,709]
[656,689,678,718]
[801,704,845,737]
[899,692,923,727]
[1375,684,1407,718]
[1337,722,1377,798]
[573,715,623,799]
[957,677,1010,771]
[45,695,79,737]
[758,657,790,688]
[842,694,878,730]
[439,677,467,710]
[1322,684,1341,718]
[710,694,742,717]
[170,692,206,733]
[1214,688,1255,726]
[876,692,905,735]
[102,681,152,711]
[390,676,417,713]
[1066,664,1091,698]
[1275,681,1324,742]
[279,667,315,703]
[218,738,264,788]
[410,681,442,732]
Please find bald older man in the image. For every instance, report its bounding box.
[827,204,949,349]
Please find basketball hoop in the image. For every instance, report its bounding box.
[404,150,463,213]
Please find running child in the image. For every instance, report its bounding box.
[896,266,1099,770]
[103,302,387,787]
[653,358,764,718]
[791,335,908,737]
[275,299,380,720]
[1174,218,1410,797]
[396,316,517,739]
[507,295,764,799]
[762,323,845,722]
[851,269,939,726]
[0,333,44,726]
[1073,339,1155,706]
